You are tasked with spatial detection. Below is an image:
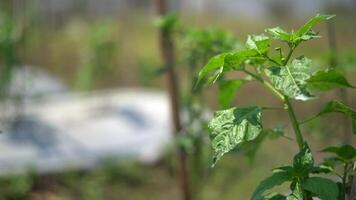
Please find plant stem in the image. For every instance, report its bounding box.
[284,96,304,150]
[265,54,282,66]
[342,163,348,194]
[284,45,296,65]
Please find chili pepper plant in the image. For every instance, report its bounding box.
[196,14,356,200]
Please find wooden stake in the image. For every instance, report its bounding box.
[154,0,191,200]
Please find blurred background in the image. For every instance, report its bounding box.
[0,0,355,199]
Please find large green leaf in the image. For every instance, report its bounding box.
[293,143,314,177]
[317,100,356,134]
[302,177,339,200]
[196,49,258,86]
[218,79,245,109]
[294,14,335,43]
[251,169,291,200]
[246,34,271,54]
[322,145,356,161]
[266,56,313,100]
[209,106,263,166]
[307,69,354,91]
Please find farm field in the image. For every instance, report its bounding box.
[0,1,355,200]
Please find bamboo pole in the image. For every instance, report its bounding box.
[154,0,191,200]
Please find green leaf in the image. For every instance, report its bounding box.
[322,145,356,161]
[294,14,335,42]
[307,69,354,91]
[317,100,356,134]
[264,192,286,200]
[246,34,271,54]
[286,182,303,200]
[225,49,260,70]
[266,56,313,100]
[196,49,258,86]
[266,27,291,42]
[218,79,245,109]
[310,164,334,174]
[209,106,263,166]
[196,53,227,86]
[293,143,314,176]
[302,177,339,200]
[251,169,291,200]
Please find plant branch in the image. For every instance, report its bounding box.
[264,54,282,66]
[243,69,285,101]
[284,96,304,150]
[284,44,296,65]
[280,45,305,150]
[299,115,319,125]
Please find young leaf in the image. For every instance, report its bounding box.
[251,169,291,200]
[196,53,228,86]
[317,100,356,134]
[286,182,303,200]
[307,69,354,91]
[294,14,335,42]
[265,27,291,43]
[266,56,313,100]
[293,143,314,177]
[246,34,271,54]
[302,177,339,200]
[196,49,258,86]
[218,79,245,109]
[322,145,356,161]
[208,106,263,166]
[225,49,260,70]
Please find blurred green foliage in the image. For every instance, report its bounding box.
[0,10,20,98]
[0,172,34,200]
[76,21,119,91]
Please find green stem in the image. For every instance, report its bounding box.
[341,163,350,199]
[284,45,296,65]
[284,96,304,150]
[265,54,282,66]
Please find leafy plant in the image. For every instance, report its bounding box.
[196,14,355,199]
[179,27,239,197]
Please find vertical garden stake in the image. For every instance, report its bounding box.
[155,0,191,200]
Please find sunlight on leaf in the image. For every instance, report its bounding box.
[208,106,263,166]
